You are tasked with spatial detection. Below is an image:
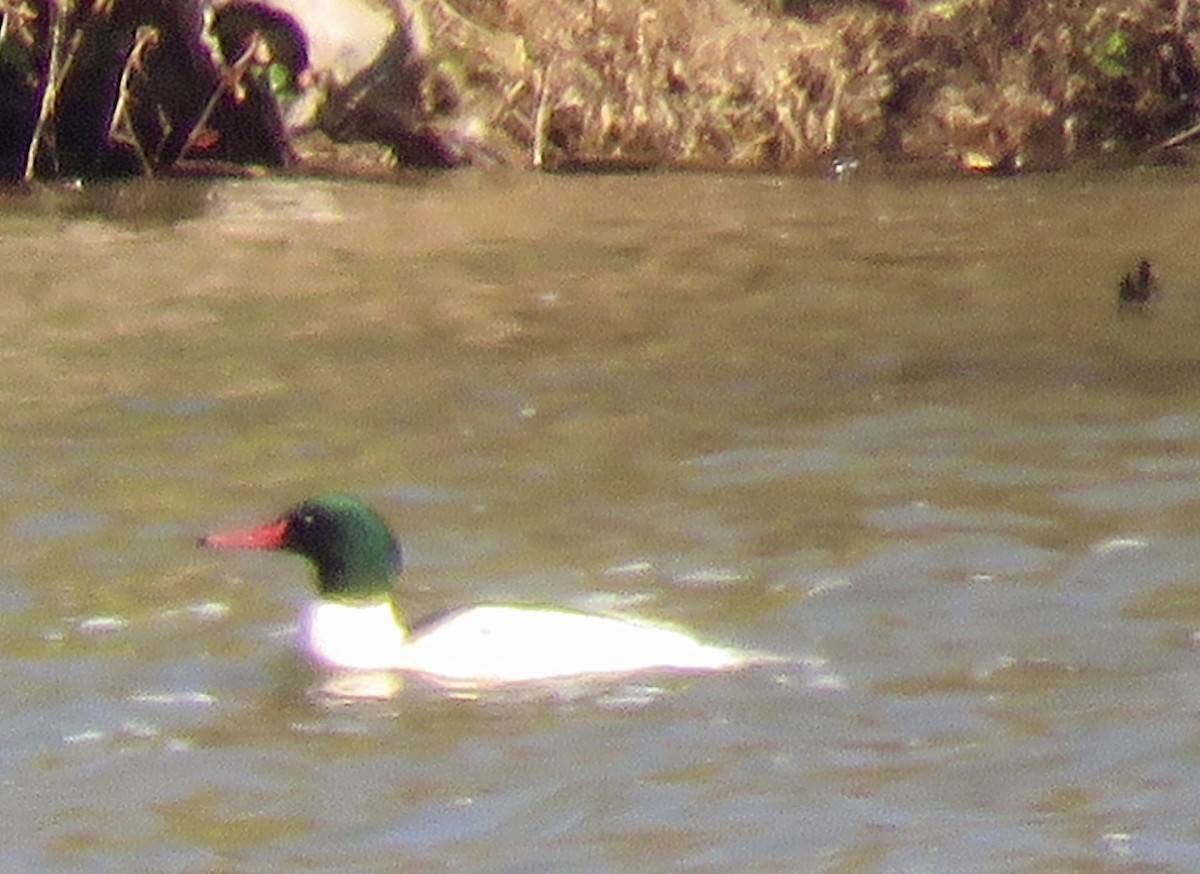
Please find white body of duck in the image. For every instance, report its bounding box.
[301,599,750,686]
[203,495,760,691]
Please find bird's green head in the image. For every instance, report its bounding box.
[202,494,402,599]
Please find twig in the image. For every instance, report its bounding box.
[823,69,845,154]
[24,0,66,180]
[107,24,159,175]
[179,31,265,161]
[1154,119,1200,152]
[23,0,91,180]
[0,0,34,60]
[532,59,553,169]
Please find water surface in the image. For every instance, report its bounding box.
[1,168,1200,871]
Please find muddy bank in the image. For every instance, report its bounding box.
[3,0,1198,179]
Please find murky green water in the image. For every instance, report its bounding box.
[1,168,1200,871]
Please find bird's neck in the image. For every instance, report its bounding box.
[301,596,411,670]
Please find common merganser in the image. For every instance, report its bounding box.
[200,495,762,689]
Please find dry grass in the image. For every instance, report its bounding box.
[411,0,1200,173]
[429,0,895,171]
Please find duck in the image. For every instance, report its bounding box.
[200,495,762,689]
[1118,258,1158,308]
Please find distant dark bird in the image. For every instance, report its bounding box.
[1118,259,1158,307]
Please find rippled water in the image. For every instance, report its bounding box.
[2,168,1200,871]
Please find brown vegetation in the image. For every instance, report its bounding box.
[430,0,1200,172]
[1,0,1198,178]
